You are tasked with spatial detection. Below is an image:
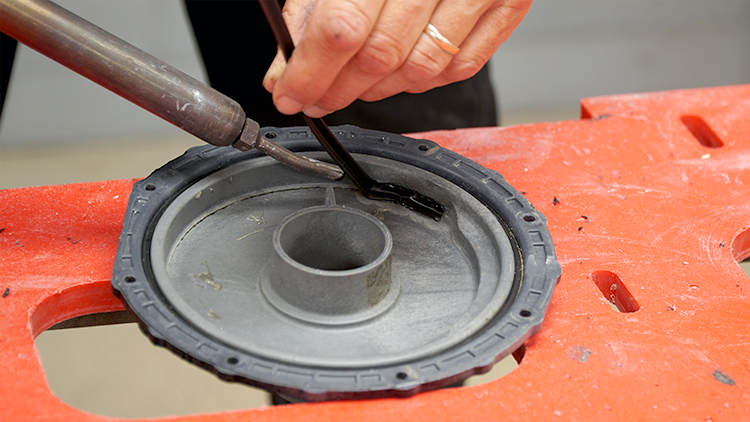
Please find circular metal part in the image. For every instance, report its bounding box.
[113,125,561,401]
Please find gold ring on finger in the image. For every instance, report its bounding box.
[423,23,460,55]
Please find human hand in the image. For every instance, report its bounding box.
[262,0,533,118]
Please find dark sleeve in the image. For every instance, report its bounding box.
[1,32,18,117]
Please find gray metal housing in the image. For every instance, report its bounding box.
[112,125,561,401]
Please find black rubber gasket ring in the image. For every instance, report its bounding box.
[112,125,561,401]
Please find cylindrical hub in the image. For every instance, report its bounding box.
[263,206,396,324]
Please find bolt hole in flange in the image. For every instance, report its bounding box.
[112,125,561,401]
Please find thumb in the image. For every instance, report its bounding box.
[263,48,287,93]
[262,0,318,93]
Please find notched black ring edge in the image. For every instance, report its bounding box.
[112,125,561,401]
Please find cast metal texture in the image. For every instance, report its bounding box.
[112,125,561,401]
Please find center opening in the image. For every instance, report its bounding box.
[266,206,396,320]
[277,207,388,271]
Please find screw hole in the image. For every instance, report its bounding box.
[144,184,156,191]
[265,132,277,139]
[396,372,408,380]
[523,215,536,222]
[418,144,430,152]
[123,276,136,283]
[520,309,532,317]
[226,357,239,365]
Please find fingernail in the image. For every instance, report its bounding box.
[275,96,304,115]
[303,105,330,118]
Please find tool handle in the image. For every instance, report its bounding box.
[0,0,245,147]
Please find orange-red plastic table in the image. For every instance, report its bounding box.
[2,85,749,421]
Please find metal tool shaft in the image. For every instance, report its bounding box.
[1,0,344,179]
[0,0,245,146]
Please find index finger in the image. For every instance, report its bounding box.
[272,0,386,115]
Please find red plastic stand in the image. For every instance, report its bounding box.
[2,85,749,421]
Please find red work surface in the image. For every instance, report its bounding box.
[2,85,749,421]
